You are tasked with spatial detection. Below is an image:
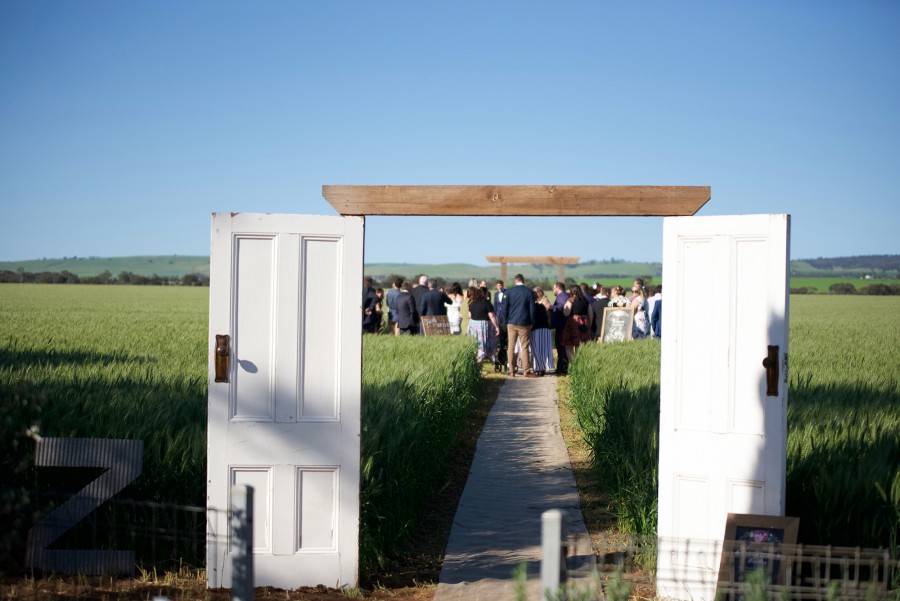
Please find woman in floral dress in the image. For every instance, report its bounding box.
[562,285,594,363]
[466,286,500,365]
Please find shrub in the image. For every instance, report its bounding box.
[828,282,857,294]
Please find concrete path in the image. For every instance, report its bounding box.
[433,375,596,601]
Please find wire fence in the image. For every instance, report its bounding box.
[19,492,207,575]
[593,535,900,600]
[7,494,900,600]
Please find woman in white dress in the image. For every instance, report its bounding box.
[445,282,465,335]
[630,286,650,339]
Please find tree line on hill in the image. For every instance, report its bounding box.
[790,282,900,295]
[0,269,209,286]
[4,267,897,295]
[790,254,899,277]
[803,255,899,271]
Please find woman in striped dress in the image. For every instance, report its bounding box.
[529,287,555,375]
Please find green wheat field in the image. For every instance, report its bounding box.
[568,295,900,551]
[1,285,898,568]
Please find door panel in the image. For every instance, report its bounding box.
[657,214,790,600]
[207,212,363,589]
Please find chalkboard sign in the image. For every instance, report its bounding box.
[420,315,451,336]
[599,306,634,343]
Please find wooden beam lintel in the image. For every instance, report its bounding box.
[322,185,711,217]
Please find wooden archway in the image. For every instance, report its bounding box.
[485,256,580,284]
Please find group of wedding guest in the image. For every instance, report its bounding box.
[377,275,466,336]
[589,279,663,340]
[365,274,663,374]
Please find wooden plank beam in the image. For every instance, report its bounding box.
[322,185,710,216]
[485,256,580,265]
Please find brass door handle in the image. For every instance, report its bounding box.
[762,345,778,396]
[215,334,230,383]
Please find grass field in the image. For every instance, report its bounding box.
[0,284,481,574]
[2,285,899,568]
[566,295,900,551]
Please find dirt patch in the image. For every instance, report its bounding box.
[0,577,435,600]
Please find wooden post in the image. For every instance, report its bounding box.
[541,509,566,597]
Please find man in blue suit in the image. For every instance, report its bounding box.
[493,280,508,372]
[651,293,663,339]
[501,273,538,378]
[493,280,507,321]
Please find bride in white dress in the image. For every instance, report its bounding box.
[444,282,465,335]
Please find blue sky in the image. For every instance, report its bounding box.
[1,1,897,265]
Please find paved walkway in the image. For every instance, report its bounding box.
[433,375,596,601]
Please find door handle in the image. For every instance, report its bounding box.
[215,334,230,383]
[761,345,778,396]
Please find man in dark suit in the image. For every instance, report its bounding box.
[362,276,381,334]
[412,275,430,308]
[492,280,508,371]
[395,281,419,335]
[548,281,569,375]
[591,285,610,340]
[421,286,452,317]
[411,275,430,335]
[501,274,538,378]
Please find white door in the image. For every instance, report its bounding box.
[656,214,790,601]
[206,212,363,589]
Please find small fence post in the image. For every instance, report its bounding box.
[542,509,567,599]
[230,484,253,601]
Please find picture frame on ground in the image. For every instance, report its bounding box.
[717,513,800,599]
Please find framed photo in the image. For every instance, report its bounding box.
[717,513,799,597]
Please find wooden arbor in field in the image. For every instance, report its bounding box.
[485,256,580,285]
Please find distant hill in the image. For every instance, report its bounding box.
[0,256,664,281]
[1,254,896,280]
[790,255,899,277]
[0,255,209,278]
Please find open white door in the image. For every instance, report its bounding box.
[657,214,790,600]
[206,212,363,589]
